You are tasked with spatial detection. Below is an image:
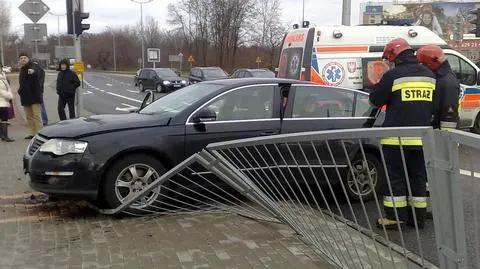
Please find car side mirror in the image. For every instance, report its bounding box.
[140,90,154,110]
[192,108,217,123]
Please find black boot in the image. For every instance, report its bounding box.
[0,122,14,142]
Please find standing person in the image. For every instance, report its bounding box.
[56,59,80,120]
[416,44,460,131]
[0,67,14,142]
[18,52,43,139]
[369,38,436,229]
[32,60,48,126]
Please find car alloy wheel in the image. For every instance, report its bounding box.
[156,84,163,93]
[114,163,162,209]
[345,153,381,201]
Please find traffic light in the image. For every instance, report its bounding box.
[470,8,480,37]
[74,11,90,36]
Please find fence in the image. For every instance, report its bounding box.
[98,127,478,269]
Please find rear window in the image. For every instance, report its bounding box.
[252,71,275,78]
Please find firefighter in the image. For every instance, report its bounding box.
[369,38,436,229]
[416,44,460,131]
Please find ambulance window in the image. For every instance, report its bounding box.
[292,86,354,118]
[446,54,477,86]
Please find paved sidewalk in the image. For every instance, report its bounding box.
[0,73,334,269]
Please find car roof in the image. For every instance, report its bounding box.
[194,66,224,70]
[201,78,313,86]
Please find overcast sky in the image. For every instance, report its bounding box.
[9,0,372,35]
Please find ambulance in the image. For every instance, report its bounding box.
[277,25,480,133]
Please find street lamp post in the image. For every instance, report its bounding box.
[49,12,66,46]
[130,0,154,69]
[106,26,117,71]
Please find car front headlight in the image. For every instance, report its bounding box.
[181,80,187,84]
[163,81,171,85]
[39,139,88,156]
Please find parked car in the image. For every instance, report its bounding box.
[188,67,229,83]
[2,65,12,73]
[136,68,187,92]
[23,78,383,213]
[231,68,275,78]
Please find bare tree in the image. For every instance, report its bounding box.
[0,0,11,65]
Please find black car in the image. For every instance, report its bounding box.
[136,68,187,92]
[188,67,229,83]
[23,78,382,212]
[231,68,275,78]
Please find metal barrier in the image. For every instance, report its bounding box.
[100,127,478,269]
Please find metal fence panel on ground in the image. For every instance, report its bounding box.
[99,127,480,269]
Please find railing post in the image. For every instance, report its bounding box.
[423,129,468,269]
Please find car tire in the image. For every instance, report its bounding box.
[472,113,480,134]
[156,84,163,93]
[139,83,145,92]
[343,152,383,202]
[102,154,168,215]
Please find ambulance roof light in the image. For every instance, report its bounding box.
[302,21,310,28]
[293,24,299,29]
[408,29,418,37]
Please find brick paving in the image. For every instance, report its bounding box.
[0,73,335,269]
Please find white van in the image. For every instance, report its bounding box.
[277,25,480,132]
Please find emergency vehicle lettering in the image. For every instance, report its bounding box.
[315,46,369,53]
[401,88,434,102]
[284,33,305,44]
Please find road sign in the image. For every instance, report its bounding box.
[73,61,85,74]
[147,48,161,63]
[188,55,195,62]
[24,23,48,45]
[168,55,182,62]
[19,0,50,23]
[256,56,262,64]
[55,46,76,59]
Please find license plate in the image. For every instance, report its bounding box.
[174,84,181,87]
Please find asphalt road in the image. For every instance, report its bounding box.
[79,71,480,267]
[82,72,167,115]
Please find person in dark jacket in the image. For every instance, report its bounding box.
[369,38,436,229]
[18,52,43,139]
[416,44,460,131]
[56,59,80,120]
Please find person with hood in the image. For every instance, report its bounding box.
[56,59,80,120]
[18,52,43,139]
[0,66,14,142]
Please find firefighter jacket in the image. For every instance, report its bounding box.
[369,55,436,146]
[431,61,460,131]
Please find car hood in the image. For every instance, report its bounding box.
[39,113,170,139]
[161,76,183,81]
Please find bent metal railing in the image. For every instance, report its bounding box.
[98,127,471,269]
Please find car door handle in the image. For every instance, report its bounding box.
[259,131,279,136]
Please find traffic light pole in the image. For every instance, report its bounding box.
[72,0,83,117]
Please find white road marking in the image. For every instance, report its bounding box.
[115,103,139,112]
[83,90,93,95]
[106,83,113,87]
[459,169,480,178]
[126,89,138,93]
[106,91,142,103]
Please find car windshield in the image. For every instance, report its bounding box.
[251,70,275,78]
[203,69,228,78]
[139,83,224,116]
[156,69,177,77]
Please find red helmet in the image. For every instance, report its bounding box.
[416,44,446,70]
[382,38,412,62]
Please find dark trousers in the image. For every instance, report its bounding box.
[58,93,76,121]
[382,146,427,223]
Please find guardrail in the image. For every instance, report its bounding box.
[99,127,478,269]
